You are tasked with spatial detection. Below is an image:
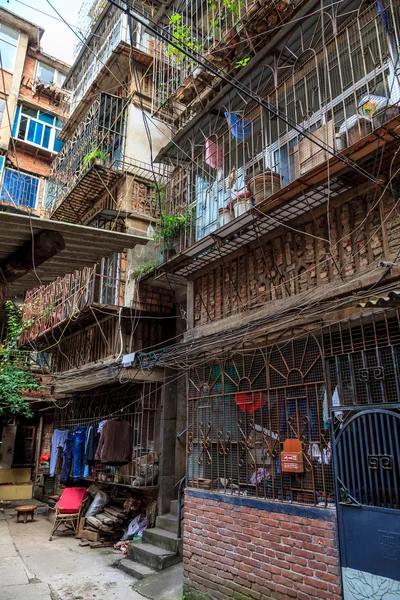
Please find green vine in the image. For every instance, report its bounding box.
[153,211,188,243]
[131,259,158,281]
[167,14,202,65]
[0,301,40,417]
[235,57,251,68]
[208,0,244,36]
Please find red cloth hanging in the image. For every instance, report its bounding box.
[205,138,224,171]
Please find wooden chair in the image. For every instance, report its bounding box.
[49,487,88,541]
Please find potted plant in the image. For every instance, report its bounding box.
[246,164,281,205]
[153,211,188,261]
[231,189,253,217]
[82,144,110,169]
[219,202,234,226]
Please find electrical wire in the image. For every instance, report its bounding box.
[108,0,395,193]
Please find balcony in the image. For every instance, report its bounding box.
[154,0,400,276]
[46,93,127,223]
[152,0,306,119]
[20,258,123,347]
[62,1,154,134]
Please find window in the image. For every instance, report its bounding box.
[0,24,18,72]
[12,104,64,153]
[0,98,4,127]
[0,168,39,209]
[35,61,65,88]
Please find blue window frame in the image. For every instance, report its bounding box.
[12,104,64,153]
[0,168,39,209]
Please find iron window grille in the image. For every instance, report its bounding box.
[158,0,400,250]
[187,314,400,507]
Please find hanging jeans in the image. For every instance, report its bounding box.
[60,432,74,483]
[49,429,70,477]
[72,426,87,480]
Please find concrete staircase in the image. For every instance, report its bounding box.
[119,499,182,579]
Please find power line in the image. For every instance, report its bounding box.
[107,0,393,191]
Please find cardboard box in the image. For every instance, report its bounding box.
[295,121,335,178]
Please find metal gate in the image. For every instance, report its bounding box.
[332,404,400,599]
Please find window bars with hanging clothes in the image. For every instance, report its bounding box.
[187,314,400,507]
[53,382,162,488]
[156,0,400,258]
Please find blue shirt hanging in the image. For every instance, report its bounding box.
[224,112,251,141]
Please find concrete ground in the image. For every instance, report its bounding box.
[0,510,183,600]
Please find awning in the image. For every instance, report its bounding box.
[356,290,400,308]
[0,212,147,297]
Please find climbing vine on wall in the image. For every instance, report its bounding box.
[0,301,41,417]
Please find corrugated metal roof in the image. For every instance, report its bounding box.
[0,212,147,296]
[356,290,400,308]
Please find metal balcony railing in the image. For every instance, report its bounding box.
[152,0,303,117]
[66,1,155,116]
[20,257,122,346]
[45,93,127,219]
[155,0,400,264]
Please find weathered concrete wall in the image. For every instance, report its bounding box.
[183,490,341,600]
[124,105,171,166]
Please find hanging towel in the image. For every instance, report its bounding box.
[205,138,224,170]
[224,112,251,141]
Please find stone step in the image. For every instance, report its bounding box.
[170,499,178,516]
[128,542,181,571]
[117,557,157,580]
[142,527,181,553]
[156,513,179,534]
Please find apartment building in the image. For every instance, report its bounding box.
[18,0,186,559]
[143,0,400,597]
[0,7,69,215]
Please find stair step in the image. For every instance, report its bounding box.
[118,557,157,580]
[142,527,181,553]
[170,499,178,516]
[156,513,179,534]
[128,542,181,571]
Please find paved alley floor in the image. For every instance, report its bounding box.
[0,511,183,600]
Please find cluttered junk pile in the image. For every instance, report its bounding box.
[45,417,159,550]
[76,483,156,551]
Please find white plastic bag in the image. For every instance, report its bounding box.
[85,490,109,517]
[122,514,147,540]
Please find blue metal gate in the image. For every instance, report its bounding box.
[332,405,400,599]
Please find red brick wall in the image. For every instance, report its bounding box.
[131,282,175,315]
[183,490,342,600]
[19,54,66,117]
[193,193,391,327]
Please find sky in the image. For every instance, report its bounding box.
[0,0,83,65]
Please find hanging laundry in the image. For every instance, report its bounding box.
[72,426,88,480]
[224,112,251,141]
[49,429,70,477]
[95,418,133,465]
[205,138,224,170]
[60,431,74,483]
